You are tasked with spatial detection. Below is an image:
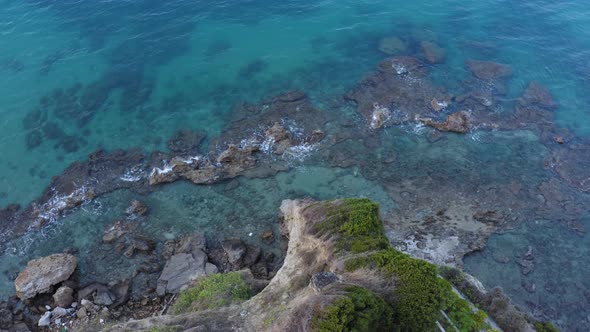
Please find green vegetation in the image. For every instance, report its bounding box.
[345,249,444,331]
[172,272,251,314]
[439,278,488,332]
[312,198,389,253]
[147,327,179,332]
[311,286,395,332]
[534,322,560,332]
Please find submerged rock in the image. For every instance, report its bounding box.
[465,60,512,80]
[420,41,446,64]
[15,253,78,300]
[421,111,473,133]
[378,36,407,55]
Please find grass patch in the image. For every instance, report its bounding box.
[311,198,389,253]
[311,285,395,332]
[534,322,560,332]
[147,327,179,332]
[172,272,251,314]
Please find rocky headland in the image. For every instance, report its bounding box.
[1,198,558,332]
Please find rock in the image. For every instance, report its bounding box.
[167,129,206,155]
[175,233,207,256]
[15,253,78,300]
[421,111,472,133]
[205,263,219,275]
[519,81,557,109]
[310,272,339,293]
[221,238,247,269]
[110,280,131,308]
[473,210,504,224]
[260,230,274,244]
[421,41,446,64]
[95,287,116,306]
[554,136,565,144]
[38,311,52,327]
[518,246,535,276]
[242,245,262,267]
[378,36,407,55]
[264,123,291,154]
[80,299,93,308]
[76,306,88,319]
[53,286,74,308]
[521,278,536,293]
[0,304,12,329]
[370,103,391,129]
[126,199,148,216]
[156,251,211,295]
[8,322,30,332]
[465,60,512,80]
[430,97,449,112]
[52,306,69,318]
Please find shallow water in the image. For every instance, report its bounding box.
[2,0,590,330]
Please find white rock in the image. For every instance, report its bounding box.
[38,311,52,326]
[71,302,78,308]
[99,318,105,324]
[45,305,51,311]
[53,306,68,317]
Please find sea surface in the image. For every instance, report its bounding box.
[1,0,590,330]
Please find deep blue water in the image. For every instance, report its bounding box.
[2,0,590,330]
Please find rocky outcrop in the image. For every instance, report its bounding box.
[15,254,78,300]
[421,111,473,133]
[107,199,532,332]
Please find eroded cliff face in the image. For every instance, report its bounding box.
[107,198,538,332]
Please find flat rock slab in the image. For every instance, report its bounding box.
[157,251,212,296]
[15,253,77,300]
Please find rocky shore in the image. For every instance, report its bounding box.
[0,198,559,332]
[2,42,589,330]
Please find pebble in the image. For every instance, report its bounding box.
[45,305,51,311]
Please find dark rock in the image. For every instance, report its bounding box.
[421,111,472,133]
[473,210,504,224]
[221,238,246,269]
[310,272,339,293]
[0,303,12,329]
[167,130,206,155]
[521,278,536,293]
[519,81,557,110]
[465,60,512,80]
[242,245,262,267]
[110,280,130,308]
[175,233,206,257]
[260,230,274,244]
[25,130,43,150]
[126,199,148,216]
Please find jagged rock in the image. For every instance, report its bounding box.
[370,103,391,129]
[264,123,291,154]
[156,250,213,296]
[242,245,262,267]
[53,286,74,308]
[310,272,339,293]
[421,41,445,64]
[473,210,504,225]
[517,246,535,276]
[38,311,52,326]
[378,36,407,55]
[421,111,472,133]
[221,238,246,269]
[465,60,512,80]
[15,253,78,300]
[430,97,449,112]
[126,199,148,216]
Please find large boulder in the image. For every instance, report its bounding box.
[465,60,512,80]
[156,250,217,296]
[15,253,78,300]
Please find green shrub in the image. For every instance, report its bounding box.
[147,327,179,332]
[534,322,560,332]
[345,249,445,331]
[439,278,487,332]
[312,198,389,253]
[311,286,395,332]
[172,272,251,314]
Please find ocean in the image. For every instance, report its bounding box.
[1,0,590,330]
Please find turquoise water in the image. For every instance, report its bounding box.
[2,0,590,330]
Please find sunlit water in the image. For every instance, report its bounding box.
[1,0,590,330]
